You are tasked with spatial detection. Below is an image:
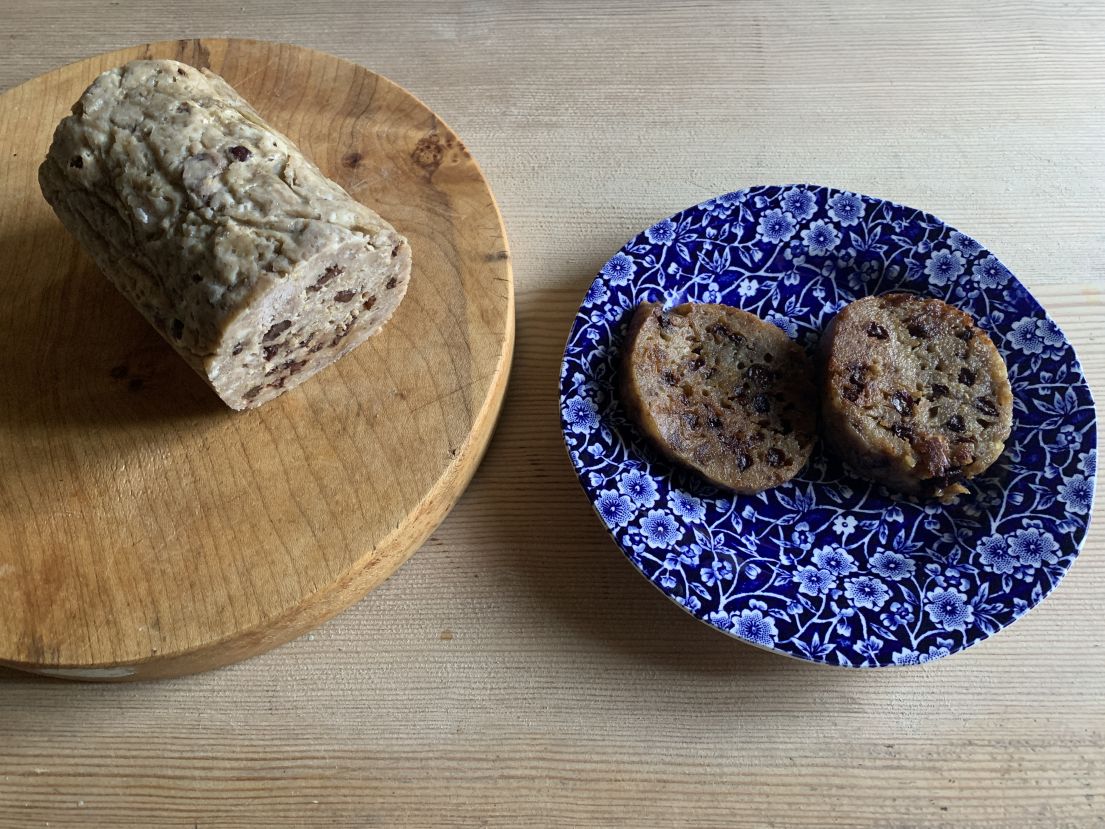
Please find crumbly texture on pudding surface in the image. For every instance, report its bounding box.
[622,302,817,493]
[820,293,1013,500]
[39,59,411,410]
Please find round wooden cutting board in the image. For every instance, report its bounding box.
[0,39,513,681]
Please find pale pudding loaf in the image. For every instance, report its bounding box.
[39,59,411,410]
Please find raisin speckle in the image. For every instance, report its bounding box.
[683,412,700,429]
[866,322,889,340]
[907,318,932,339]
[925,467,966,493]
[707,415,723,430]
[751,394,770,414]
[747,364,771,386]
[263,320,292,342]
[656,312,673,330]
[386,277,399,289]
[976,397,998,417]
[891,390,914,416]
[335,289,356,303]
[170,319,184,340]
[191,272,202,283]
[261,320,289,342]
[891,422,914,441]
[307,265,343,292]
[363,296,377,310]
[843,385,862,402]
[958,368,976,386]
[69,156,83,169]
[707,323,744,346]
[721,328,744,346]
[688,355,705,371]
[765,448,786,467]
[736,450,752,471]
[660,369,678,386]
[956,328,974,342]
[231,342,243,356]
[177,68,186,76]
[228,145,251,162]
[177,102,191,114]
[931,383,950,399]
[946,414,965,432]
[263,344,279,362]
[848,365,867,387]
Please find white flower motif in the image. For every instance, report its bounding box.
[645,219,676,245]
[639,509,680,549]
[1080,449,1096,477]
[801,220,840,256]
[563,395,599,434]
[844,576,890,610]
[780,187,817,221]
[811,545,857,577]
[925,588,974,631]
[827,192,865,227]
[832,514,857,538]
[1009,317,1044,355]
[869,551,915,581]
[792,566,836,596]
[949,232,983,258]
[618,469,659,507]
[766,311,798,338]
[1057,474,1093,515]
[977,534,1016,574]
[757,208,798,243]
[601,252,636,286]
[668,489,705,521]
[924,249,965,286]
[1009,528,1060,571]
[595,489,634,528]
[583,278,609,307]
[972,254,1011,288]
[735,608,778,646]
[737,278,760,298]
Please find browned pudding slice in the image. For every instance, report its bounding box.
[820,293,1013,500]
[622,302,817,493]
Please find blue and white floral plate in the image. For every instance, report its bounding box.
[560,185,1096,667]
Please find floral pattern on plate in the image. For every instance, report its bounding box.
[560,185,1096,667]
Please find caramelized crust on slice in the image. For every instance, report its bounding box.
[820,293,1012,500]
[622,302,816,493]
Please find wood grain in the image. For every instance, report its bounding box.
[0,38,513,679]
[0,1,1102,827]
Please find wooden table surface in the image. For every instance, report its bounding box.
[1,2,1102,827]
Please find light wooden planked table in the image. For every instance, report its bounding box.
[1,2,1102,827]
